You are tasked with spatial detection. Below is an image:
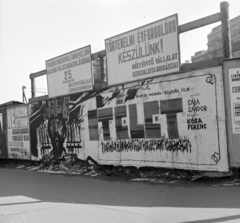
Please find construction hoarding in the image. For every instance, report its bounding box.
[30,66,228,171]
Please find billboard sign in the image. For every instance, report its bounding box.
[7,105,30,159]
[46,46,93,98]
[229,68,240,133]
[105,14,180,85]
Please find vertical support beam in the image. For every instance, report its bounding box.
[99,57,104,83]
[31,78,36,98]
[220,1,232,58]
[22,86,25,103]
[22,86,27,103]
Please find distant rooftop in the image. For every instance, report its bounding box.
[0,101,24,109]
[209,15,240,35]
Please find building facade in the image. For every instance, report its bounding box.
[191,15,240,62]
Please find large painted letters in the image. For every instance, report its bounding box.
[88,98,183,140]
[144,101,161,138]
[129,104,145,138]
[160,98,183,139]
[115,105,129,139]
[97,108,113,141]
[88,110,98,140]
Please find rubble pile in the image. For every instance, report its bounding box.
[1,154,239,186]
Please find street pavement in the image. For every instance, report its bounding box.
[0,168,239,223]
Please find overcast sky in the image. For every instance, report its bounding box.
[0,0,239,104]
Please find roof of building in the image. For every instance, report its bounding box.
[0,101,24,109]
[209,15,240,35]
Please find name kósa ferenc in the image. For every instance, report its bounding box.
[187,118,207,130]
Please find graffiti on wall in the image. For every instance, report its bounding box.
[101,137,192,153]
[30,91,99,159]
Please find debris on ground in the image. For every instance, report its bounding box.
[0,155,239,186]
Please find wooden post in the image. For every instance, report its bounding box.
[22,86,25,103]
[22,86,27,103]
[99,57,104,83]
[220,1,232,58]
[31,78,36,98]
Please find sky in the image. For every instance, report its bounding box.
[0,0,239,104]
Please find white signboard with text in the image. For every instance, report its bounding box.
[229,68,240,133]
[7,105,30,159]
[105,14,180,86]
[46,46,93,98]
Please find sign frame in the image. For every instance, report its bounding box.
[6,105,31,159]
[46,45,93,99]
[229,67,240,134]
[105,14,181,86]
